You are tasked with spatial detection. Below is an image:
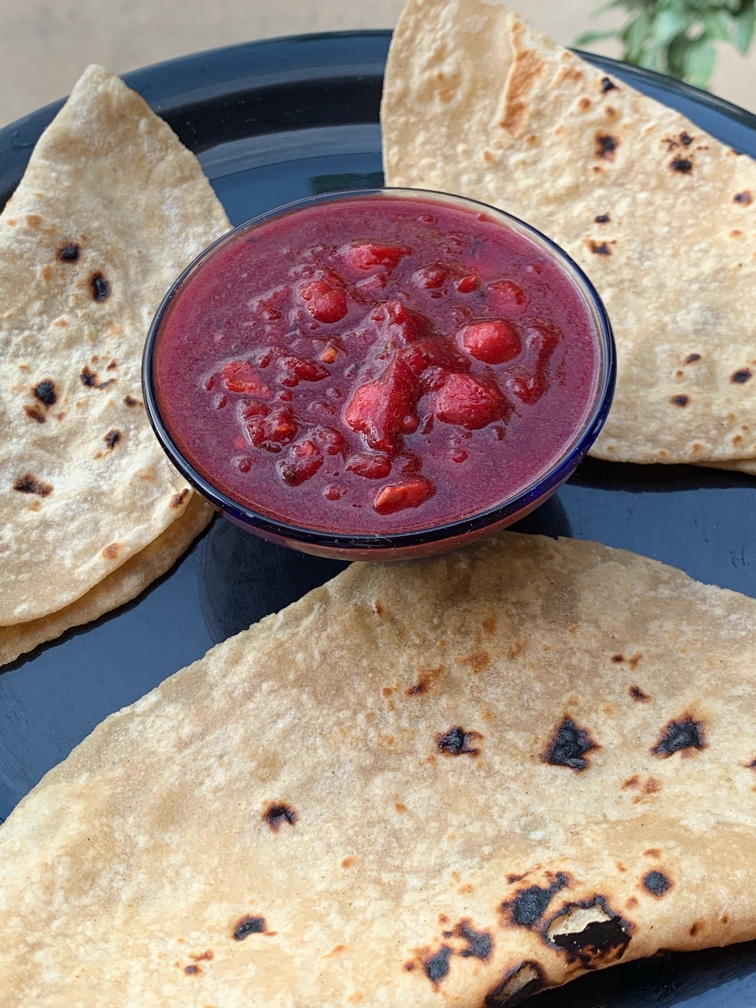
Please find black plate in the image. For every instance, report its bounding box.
[1,31,755,1007]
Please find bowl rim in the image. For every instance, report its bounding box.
[142,186,616,551]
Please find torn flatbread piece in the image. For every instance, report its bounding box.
[381,0,756,466]
[0,65,230,627]
[1,533,754,1004]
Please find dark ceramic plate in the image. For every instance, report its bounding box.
[1,31,755,1007]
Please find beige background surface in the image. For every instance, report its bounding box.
[0,0,754,129]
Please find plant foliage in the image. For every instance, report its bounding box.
[576,0,755,88]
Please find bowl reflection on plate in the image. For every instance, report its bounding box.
[143,187,616,562]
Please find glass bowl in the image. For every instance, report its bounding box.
[143,188,615,561]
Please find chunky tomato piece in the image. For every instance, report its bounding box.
[246,406,298,448]
[343,355,418,453]
[412,264,448,289]
[455,274,479,293]
[312,425,347,456]
[368,300,430,346]
[281,356,330,382]
[242,400,269,419]
[506,369,548,405]
[345,453,392,479]
[402,337,470,378]
[221,361,271,396]
[432,373,510,429]
[343,242,409,271]
[525,321,561,364]
[374,476,435,515]
[460,320,521,365]
[487,279,528,314]
[298,280,348,323]
[277,439,323,486]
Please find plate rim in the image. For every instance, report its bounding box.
[1,29,755,166]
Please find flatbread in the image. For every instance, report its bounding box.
[0,495,213,669]
[1,532,754,1005]
[702,457,756,475]
[0,65,230,627]
[381,0,756,466]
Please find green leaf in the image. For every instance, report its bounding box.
[702,8,734,40]
[623,10,653,62]
[734,4,756,53]
[651,7,691,43]
[574,28,623,45]
[682,39,718,85]
[667,30,692,77]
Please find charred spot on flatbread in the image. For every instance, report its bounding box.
[414,919,493,989]
[501,871,570,928]
[34,379,57,406]
[436,726,481,756]
[731,368,752,383]
[641,869,673,898]
[262,802,298,831]
[541,716,599,771]
[544,895,633,968]
[13,472,53,496]
[104,429,121,449]
[651,714,706,757]
[423,945,452,985]
[670,156,693,174]
[629,685,650,702]
[90,271,111,302]
[56,241,81,262]
[233,916,266,940]
[453,919,493,959]
[123,394,141,407]
[80,365,114,390]
[671,394,689,407]
[595,134,618,160]
[734,190,752,204]
[685,353,701,363]
[594,213,610,224]
[600,76,617,93]
[485,960,546,1006]
[587,240,612,256]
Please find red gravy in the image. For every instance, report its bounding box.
[153,194,600,533]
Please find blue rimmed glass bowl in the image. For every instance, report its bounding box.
[143,188,615,561]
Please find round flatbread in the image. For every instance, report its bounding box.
[1,533,754,1004]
